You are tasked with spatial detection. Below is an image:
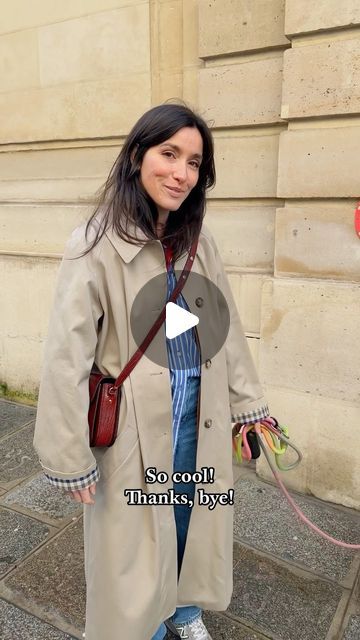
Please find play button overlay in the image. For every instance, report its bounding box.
[130,271,230,370]
[166,302,199,339]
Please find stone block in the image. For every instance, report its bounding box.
[212,133,280,198]
[38,5,150,86]
[183,65,199,105]
[285,0,360,36]
[307,396,360,509]
[0,176,102,204]
[0,422,41,490]
[205,205,275,271]
[199,55,283,126]
[3,473,81,523]
[282,39,360,119]
[228,273,265,336]
[157,1,182,71]
[234,477,359,583]
[342,574,360,638]
[260,278,360,404]
[0,204,90,254]
[0,0,135,34]
[277,127,360,198]
[275,205,360,281]
[155,71,183,104]
[0,399,36,439]
[0,255,60,391]
[344,616,360,639]
[0,600,76,640]
[0,145,118,181]
[183,0,200,67]
[1,254,59,337]
[3,518,86,632]
[0,507,51,577]
[202,610,268,640]
[0,75,151,143]
[199,0,289,58]
[230,543,343,640]
[0,145,119,202]
[0,30,39,93]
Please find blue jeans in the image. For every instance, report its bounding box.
[151,376,202,640]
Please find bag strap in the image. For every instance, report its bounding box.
[113,236,199,389]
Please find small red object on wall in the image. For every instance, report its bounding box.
[355,202,360,238]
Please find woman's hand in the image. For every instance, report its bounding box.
[65,482,96,505]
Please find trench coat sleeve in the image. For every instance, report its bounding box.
[33,227,103,483]
[206,229,270,423]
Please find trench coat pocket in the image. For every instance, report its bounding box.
[92,422,139,484]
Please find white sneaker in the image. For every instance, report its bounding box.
[169,616,213,640]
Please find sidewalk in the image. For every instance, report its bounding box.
[0,397,359,640]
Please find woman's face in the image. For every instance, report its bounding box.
[139,126,203,217]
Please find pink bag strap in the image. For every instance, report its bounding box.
[113,236,199,389]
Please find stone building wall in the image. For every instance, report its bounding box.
[1,0,359,508]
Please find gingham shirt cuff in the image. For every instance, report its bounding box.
[44,465,100,490]
[231,404,270,426]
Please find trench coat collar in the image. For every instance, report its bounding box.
[104,222,154,263]
[104,220,205,267]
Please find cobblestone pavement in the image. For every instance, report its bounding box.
[0,398,359,640]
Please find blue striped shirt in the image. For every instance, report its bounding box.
[163,243,201,453]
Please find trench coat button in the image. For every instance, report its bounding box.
[205,359,211,368]
[195,297,204,307]
[204,419,212,428]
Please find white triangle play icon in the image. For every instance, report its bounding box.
[165,302,199,339]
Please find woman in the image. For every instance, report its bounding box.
[33,103,270,640]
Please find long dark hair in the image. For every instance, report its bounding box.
[80,102,216,262]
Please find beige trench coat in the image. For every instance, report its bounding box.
[33,219,268,640]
